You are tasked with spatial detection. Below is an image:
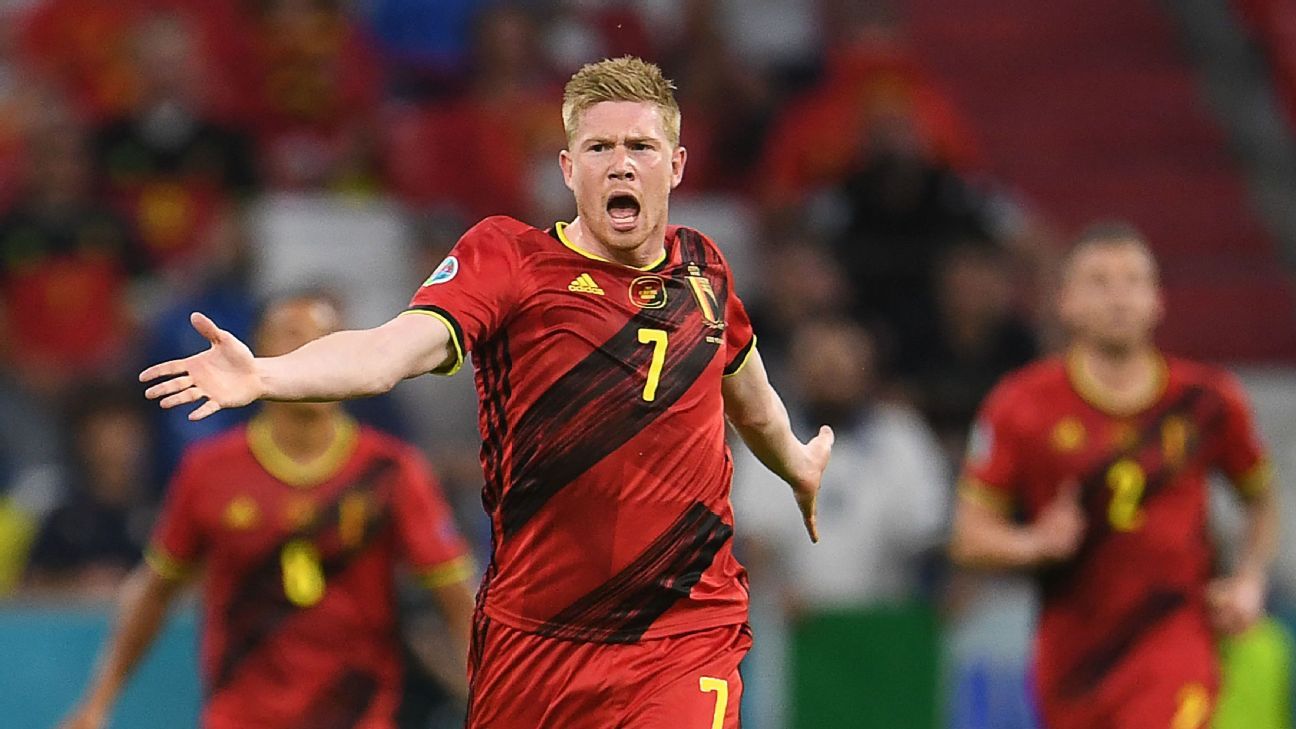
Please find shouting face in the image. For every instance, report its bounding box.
[559,101,686,260]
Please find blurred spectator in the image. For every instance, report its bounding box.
[0,374,66,595]
[144,211,256,481]
[363,0,487,85]
[661,0,773,195]
[828,107,994,332]
[0,7,35,212]
[24,385,157,597]
[243,0,385,192]
[733,319,949,611]
[385,5,565,223]
[0,96,147,396]
[92,13,257,277]
[744,241,854,367]
[759,3,979,210]
[17,0,245,122]
[895,243,1039,461]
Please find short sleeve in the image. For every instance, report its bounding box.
[391,448,474,589]
[405,217,522,376]
[722,281,756,377]
[958,382,1025,514]
[1214,374,1271,500]
[145,452,206,581]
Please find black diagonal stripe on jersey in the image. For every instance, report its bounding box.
[293,668,380,729]
[498,240,720,537]
[1057,588,1186,697]
[213,460,398,691]
[475,334,507,515]
[1041,385,1225,596]
[534,502,733,643]
[472,333,510,619]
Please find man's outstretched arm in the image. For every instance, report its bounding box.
[141,312,454,420]
[722,348,833,542]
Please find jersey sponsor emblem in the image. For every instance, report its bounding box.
[629,275,667,309]
[685,264,724,329]
[422,256,459,286]
[966,419,992,465]
[567,272,605,295]
[223,495,260,530]
[1051,417,1086,452]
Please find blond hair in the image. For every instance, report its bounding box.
[562,56,681,147]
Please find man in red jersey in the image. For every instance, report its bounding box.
[949,222,1280,729]
[138,57,833,728]
[63,293,475,729]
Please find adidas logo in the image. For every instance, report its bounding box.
[567,273,605,295]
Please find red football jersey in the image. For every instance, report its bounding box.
[406,216,755,643]
[962,354,1271,705]
[147,416,471,729]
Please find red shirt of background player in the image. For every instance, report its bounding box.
[148,417,471,729]
[962,354,1270,729]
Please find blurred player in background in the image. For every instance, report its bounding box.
[138,56,833,728]
[63,292,475,729]
[949,222,1279,729]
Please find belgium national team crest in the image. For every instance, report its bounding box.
[684,264,724,329]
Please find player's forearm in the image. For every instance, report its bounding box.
[256,322,437,401]
[79,567,179,716]
[949,509,1045,570]
[1235,488,1279,579]
[727,384,810,487]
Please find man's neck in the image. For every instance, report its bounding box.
[260,404,344,463]
[566,216,666,269]
[1071,341,1163,411]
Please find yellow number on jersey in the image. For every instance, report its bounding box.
[280,539,325,607]
[1106,458,1147,532]
[1171,682,1210,729]
[699,676,729,729]
[637,328,669,402]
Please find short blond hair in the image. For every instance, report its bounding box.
[562,56,681,147]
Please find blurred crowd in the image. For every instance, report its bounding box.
[0,0,1064,681]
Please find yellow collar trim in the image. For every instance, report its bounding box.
[554,221,668,271]
[1065,349,1169,417]
[247,414,359,488]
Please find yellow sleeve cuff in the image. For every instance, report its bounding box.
[145,546,192,582]
[1233,460,1274,500]
[958,478,1013,514]
[722,336,757,378]
[417,555,475,589]
[400,307,466,376]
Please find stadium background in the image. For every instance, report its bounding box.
[0,0,1294,726]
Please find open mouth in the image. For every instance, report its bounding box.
[606,193,641,231]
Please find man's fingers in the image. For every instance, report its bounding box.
[816,425,835,450]
[145,376,193,400]
[160,388,206,410]
[189,400,223,421]
[190,311,223,345]
[806,514,819,543]
[139,359,187,383]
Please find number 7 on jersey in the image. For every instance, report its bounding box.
[637,328,668,402]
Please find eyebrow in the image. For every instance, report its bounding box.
[584,136,660,146]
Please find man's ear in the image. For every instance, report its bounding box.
[559,149,575,191]
[670,145,687,189]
